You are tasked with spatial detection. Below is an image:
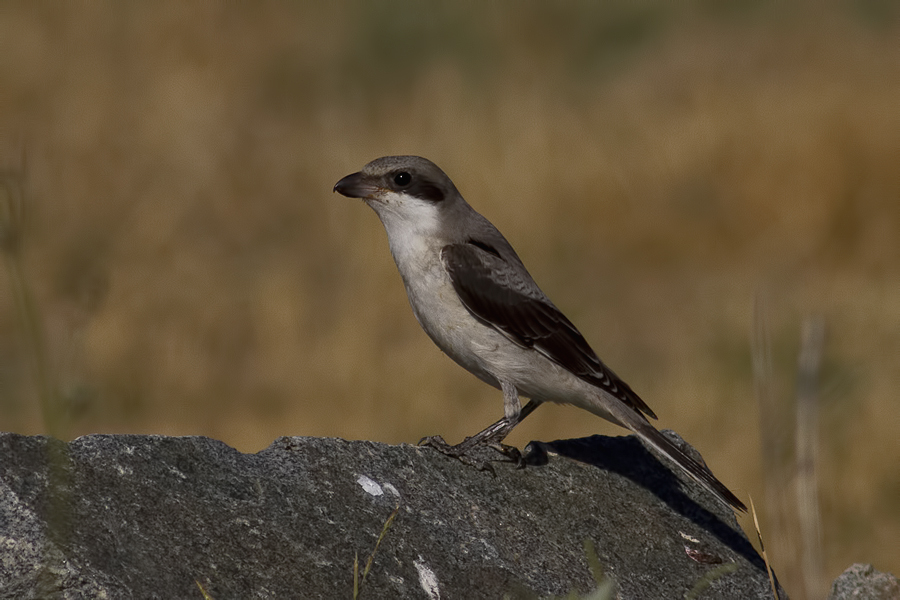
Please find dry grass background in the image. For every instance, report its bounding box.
[1,2,898,597]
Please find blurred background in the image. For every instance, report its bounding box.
[0,2,897,597]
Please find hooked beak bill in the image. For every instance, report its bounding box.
[333,172,379,200]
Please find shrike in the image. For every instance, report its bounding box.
[334,155,745,512]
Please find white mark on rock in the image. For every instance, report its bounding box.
[679,531,700,543]
[356,475,383,497]
[383,482,400,498]
[479,539,499,560]
[414,555,440,600]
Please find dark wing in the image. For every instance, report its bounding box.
[442,241,656,420]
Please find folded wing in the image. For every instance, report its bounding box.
[442,241,657,420]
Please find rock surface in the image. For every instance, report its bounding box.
[828,563,900,600]
[0,431,785,599]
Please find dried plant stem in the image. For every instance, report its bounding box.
[749,495,780,600]
[353,503,400,599]
[751,294,794,572]
[796,317,825,599]
[1,169,63,438]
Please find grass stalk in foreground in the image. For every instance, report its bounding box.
[1,166,65,439]
[750,495,780,600]
[795,317,826,599]
[353,502,400,599]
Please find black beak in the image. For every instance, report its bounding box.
[333,171,374,199]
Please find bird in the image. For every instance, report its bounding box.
[333,155,745,512]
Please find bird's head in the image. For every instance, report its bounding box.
[333,156,463,234]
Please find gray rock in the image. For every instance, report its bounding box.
[0,431,785,599]
[829,563,899,600]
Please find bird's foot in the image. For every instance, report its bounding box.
[487,443,527,469]
[419,435,523,474]
[418,403,541,472]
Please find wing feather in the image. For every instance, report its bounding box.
[442,242,656,419]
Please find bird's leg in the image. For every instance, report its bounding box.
[420,384,541,471]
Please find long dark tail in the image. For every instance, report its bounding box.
[612,404,747,512]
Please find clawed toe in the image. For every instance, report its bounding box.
[418,435,450,450]
[419,435,527,473]
[489,443,527,468]
[417,402,543,473]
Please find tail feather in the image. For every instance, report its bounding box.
[611,404,747,513]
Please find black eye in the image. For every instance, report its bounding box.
[393,172,411,186]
